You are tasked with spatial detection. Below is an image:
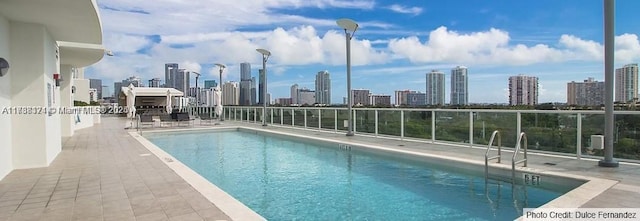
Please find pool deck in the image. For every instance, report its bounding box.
[1,117,639,221]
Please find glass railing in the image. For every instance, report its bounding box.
[212,106,640,162]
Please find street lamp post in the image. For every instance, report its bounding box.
[215,63,226,122]
[600,0,619,167]
[337,18,359,136]
[193,72,200,109]
[256,48,271,127]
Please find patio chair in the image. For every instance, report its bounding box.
[138,114,154,128]
[176,112,192,127]
[159,114,174,127]
[199,113,214,125]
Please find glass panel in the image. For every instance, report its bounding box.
[294,109,305,127]
[581,113,604,157]
[613,114,640,160]
[473,112,517,148]
[282,109,293,126]
[273,108,282,125]
[307,109,320,128]
[435,111,470,143]
[337,109,349,132]
[378,110,401,136]
[355,110,375,134]
[521,113,577,154]
[321,109,336,130]
[404,110,432,140]
[256,108,263,124]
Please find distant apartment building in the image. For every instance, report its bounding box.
[204,80,217,89]
[509,75,538,106]
[148,78,161,88]
[276,98,293,106]
[395,90,416,106]
[352,89,370,106]
[291,84,299,104]
[450,66,468,105]
[165,63,179,88]
[89,79,102,99]
[315,70,331,105]
[222,81,240,105]
[407,92,427,106]
[122,76,142,87]
[369,94,392,106]
[426,70,445,105]
[615,63,639,103]
[239,62,254,105]
[567,78,605,106]
[298,88,316,105]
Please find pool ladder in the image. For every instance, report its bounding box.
[484,130,502,179]
[484,131,528,182]
[511,132,528,182]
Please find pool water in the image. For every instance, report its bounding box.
[145,130,567,220]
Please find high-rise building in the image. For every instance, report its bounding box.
[239,62,253,105]
[276,98,293,106]
[394,90,416,106]
[509,75,538,106]
[298,88,315,105]
[450,66,468,105]
[251,76,257,105]
[122,76,142,87]
[291,84,299,104]
[567,78,605,106]
[204,80,217,89]
[615,63,639,103]
[114,82,122,98]
[369,94,391,106]
[222,81,240,105]
[426,70,445,105]
[165,63,178,88]
[89,79,102,99]
[315,70,331,105]
[258,69,265,105]
[352,89,370,106]
[148,78,161,88]
[174,69,190,94]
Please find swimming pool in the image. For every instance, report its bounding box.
[145,129,574,220]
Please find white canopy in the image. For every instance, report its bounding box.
[121,84,184,116]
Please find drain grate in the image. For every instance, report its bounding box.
[543,162,556,166]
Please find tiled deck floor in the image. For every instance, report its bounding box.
[0,117,231,221]
[2,116,640,221]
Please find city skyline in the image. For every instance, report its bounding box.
[86,0,640,104]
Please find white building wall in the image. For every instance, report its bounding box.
[60,65,74,137]
[0,14,13,179]
[74,68,90,103]
[9,21,61,169]
[43,28,61,165]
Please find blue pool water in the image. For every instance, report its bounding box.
[145,130,569,220]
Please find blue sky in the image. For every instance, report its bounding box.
[87,0,640,104]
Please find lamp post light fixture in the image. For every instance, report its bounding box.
[337,18,358,136]
[256,48,271,127]
[193,71,201,108]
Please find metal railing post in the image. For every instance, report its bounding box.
[280,108,283,125]
[432,110,436,143]
[577,113,582,159]
[353,110,357,133]
[401,110,405,140]
[375,109,379,137]
[304,108,307,129]
[318,109,322,130]
[291,109,295,126]
[469,111,474,147]
[334,109,337,132]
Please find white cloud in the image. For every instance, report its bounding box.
[387,4,423,16]
[388,26,640,66]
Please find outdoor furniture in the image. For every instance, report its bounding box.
[159,114,174,127]
[199,113,214,125]
[176,112,192,127]
[138,114,154,128]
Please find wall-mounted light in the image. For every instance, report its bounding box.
[54,73,62,86]
[0,58,9,77]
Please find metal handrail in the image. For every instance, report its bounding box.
[511,132,528,182]
[484,130,502,178]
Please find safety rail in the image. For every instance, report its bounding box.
[511,132,528,182]
[484,130,502,179]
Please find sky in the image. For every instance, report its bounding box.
[86,0,640,104]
